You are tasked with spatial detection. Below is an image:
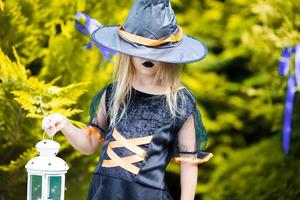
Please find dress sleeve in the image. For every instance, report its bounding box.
[84,84,110,144]
[171,89,214,165]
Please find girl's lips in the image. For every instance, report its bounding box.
[142,61,154,68]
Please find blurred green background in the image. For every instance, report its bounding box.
[1,0,300,199]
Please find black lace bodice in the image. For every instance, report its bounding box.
[85,82,212,190]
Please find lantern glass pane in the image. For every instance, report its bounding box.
[47,176,62,200]
[30,175,42,200]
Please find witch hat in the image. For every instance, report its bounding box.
[77,0,208,64]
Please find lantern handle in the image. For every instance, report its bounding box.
[42,129,54,141]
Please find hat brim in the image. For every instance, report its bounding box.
[91,25,208,64]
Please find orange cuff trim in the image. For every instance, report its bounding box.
[172,153,214,164]
[85,125,105,143]
[118,25,183,47]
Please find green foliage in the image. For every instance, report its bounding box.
[0,46,91,199]
[0,0,299,199]
[176,0,300,198]
[0,0,128,199]
[177,0,299,145]
[204,133,300,200]
[0,48,89,127]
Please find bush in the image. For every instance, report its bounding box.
[204,133,300,200]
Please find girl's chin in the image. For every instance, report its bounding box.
[137,70,156,76]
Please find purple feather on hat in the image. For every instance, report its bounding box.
[75,12,118,62]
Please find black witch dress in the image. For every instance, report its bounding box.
[84,82,213,200]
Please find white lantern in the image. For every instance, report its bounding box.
[25,139,69,200]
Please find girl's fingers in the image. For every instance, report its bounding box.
[56,121,64,131]
[42,113,65,137]
[47,130,56,137]
[49,122,57,136]
[47,125,57,137]
[42,121,57,137]
[42,118,49,130]
[42,116,53,130]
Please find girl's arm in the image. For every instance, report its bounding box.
[178,115,199,200]
[42,90,107,155]
[60,121,101,155]
[180,162,198,200]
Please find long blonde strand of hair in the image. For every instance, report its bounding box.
[107,54,187,128]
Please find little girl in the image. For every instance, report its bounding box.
[42,0,213,199]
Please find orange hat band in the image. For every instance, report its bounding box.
[118,25,183,47]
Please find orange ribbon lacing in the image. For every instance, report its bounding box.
[118,25,183,47]
[102,128,153,174]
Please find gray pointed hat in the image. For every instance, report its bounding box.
[92,0,208,64]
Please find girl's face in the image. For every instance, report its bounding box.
[131,56,163,77]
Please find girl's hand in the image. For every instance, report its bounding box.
[42,113,69,137]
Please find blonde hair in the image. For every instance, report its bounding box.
[107,54,188,128]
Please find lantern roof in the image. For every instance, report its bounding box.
[25,139,69,172]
